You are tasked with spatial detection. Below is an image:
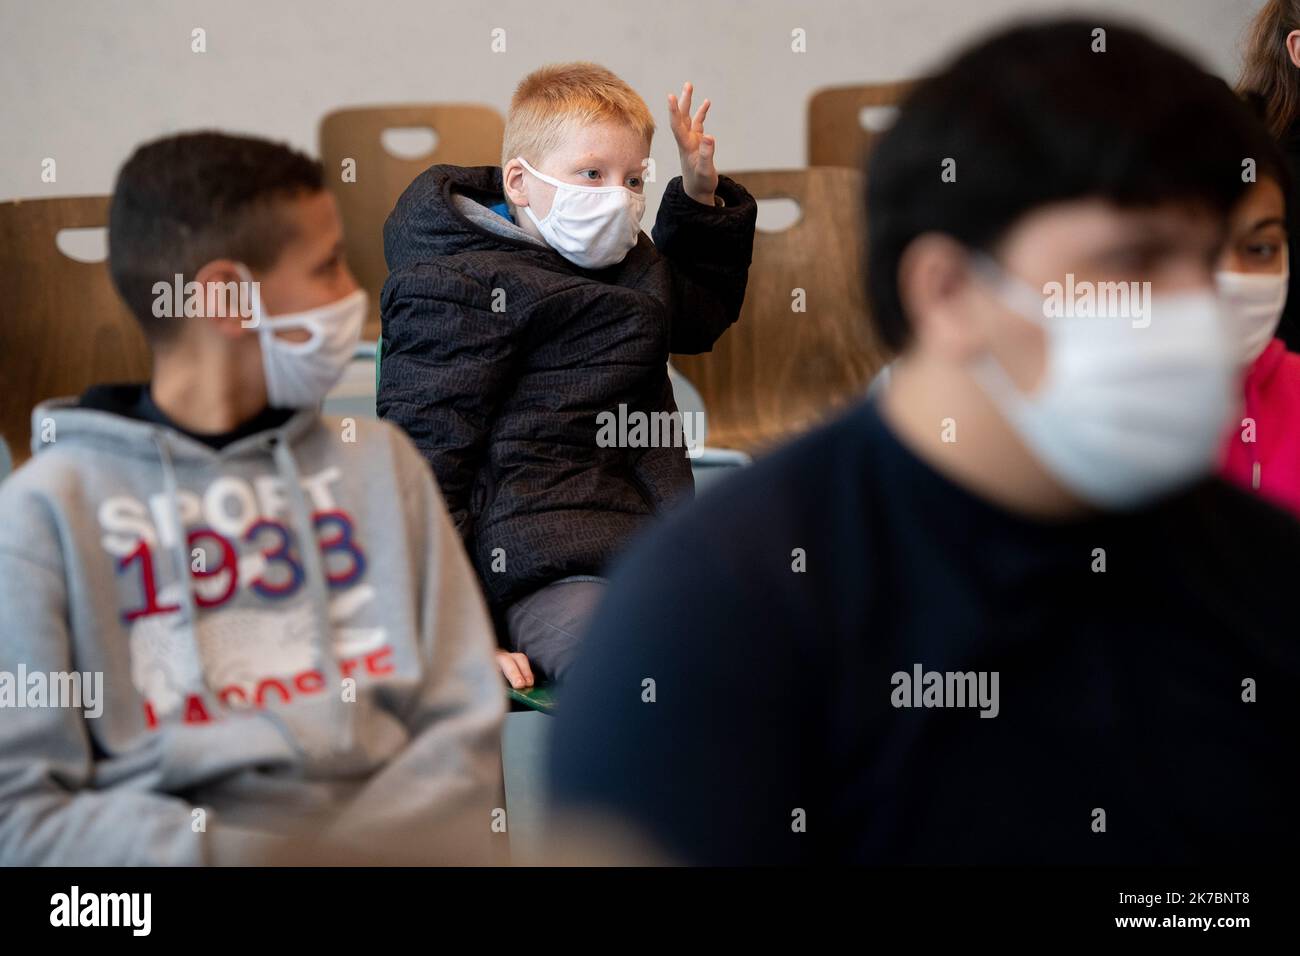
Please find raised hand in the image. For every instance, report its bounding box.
[668,81,719,206]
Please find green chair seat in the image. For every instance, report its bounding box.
[507,684,558,715]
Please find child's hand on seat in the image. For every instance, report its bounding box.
[496,649,535,689]
[668,82,719,206]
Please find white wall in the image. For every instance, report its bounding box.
[0,0,1269,213]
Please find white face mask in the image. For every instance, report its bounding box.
[969,255,1235,510]
[1215,267,1288,366]
[238,265,368,409]
[517,156,646,269]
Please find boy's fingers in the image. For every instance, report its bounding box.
[679,82,693,120]
[693,99,711,131]
[496,651,526,688]
[512,652,535,686]
[667,94,684,135]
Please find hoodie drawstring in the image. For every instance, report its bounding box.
[150,427,355,759]
[267,435,356,753]
[151,432,220,722]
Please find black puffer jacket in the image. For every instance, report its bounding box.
[379,164,757,614]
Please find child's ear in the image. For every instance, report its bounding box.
[897,233,987,362]
[502,159,529,208]
[1288,30,1300,70]
[193,259,255,341]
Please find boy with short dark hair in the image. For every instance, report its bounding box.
[0,131,504,865]
[550,21,1300,864]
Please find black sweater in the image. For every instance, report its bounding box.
[549,398,1300,864]
[379,165,756,614]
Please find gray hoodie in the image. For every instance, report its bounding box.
[0,399,505,864]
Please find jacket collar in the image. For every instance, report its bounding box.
[384,164,562,270]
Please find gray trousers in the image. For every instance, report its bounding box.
[504,575,607,684]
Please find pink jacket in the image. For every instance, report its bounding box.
[1219,338,1300,517]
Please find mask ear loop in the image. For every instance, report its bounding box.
[968,251,1051,325]
[965,250,1055,405]
[236,262,330,355]
[516,157,558,231]
[262,316,326,355]
[517,156,640,194]
[517,156,563,189]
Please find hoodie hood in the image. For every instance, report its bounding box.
[32,395,317,465]
[75,383,296,453]
[383,164,549,274]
